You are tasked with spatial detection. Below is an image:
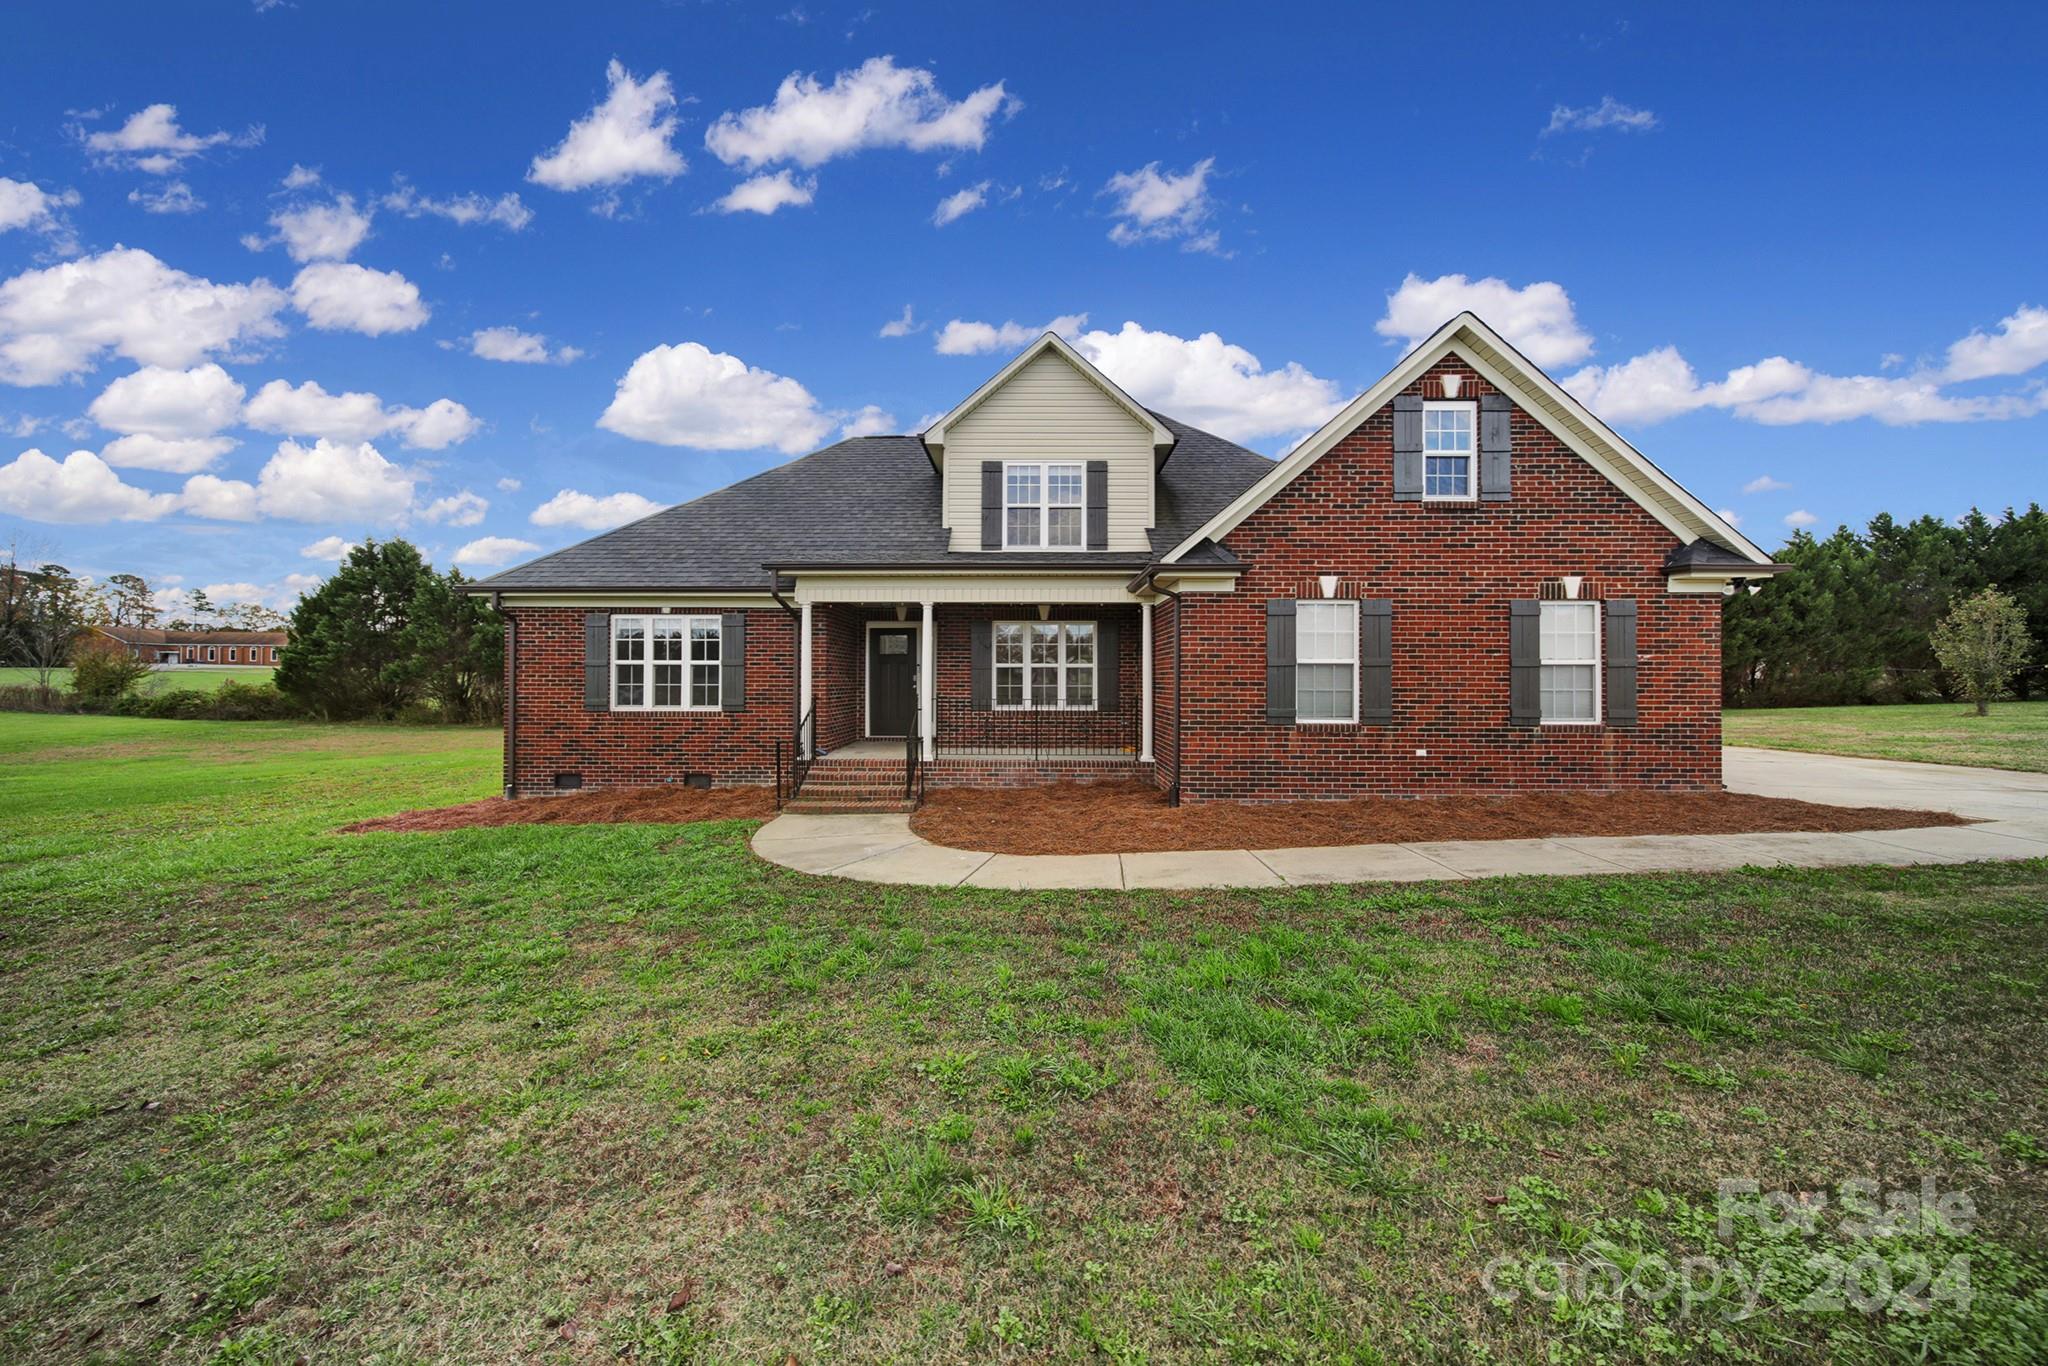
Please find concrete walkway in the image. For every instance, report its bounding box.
[749,748,2048,890]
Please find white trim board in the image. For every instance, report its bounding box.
[922,332,1175,465]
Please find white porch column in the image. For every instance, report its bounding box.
[799,600,814,757]
[920,599,936,760]
[1140,599,1154,762]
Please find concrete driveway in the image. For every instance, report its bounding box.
[750,748,2048,890]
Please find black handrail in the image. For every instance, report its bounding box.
[903,726,920,804]
[789,703,816,802]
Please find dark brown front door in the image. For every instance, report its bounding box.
[868,628,917,737]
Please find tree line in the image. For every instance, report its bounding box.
[1724,504,2048,707]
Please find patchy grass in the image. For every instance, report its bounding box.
[3,713,2046,1362]
[1727,699,2048,772]
[0,665,276,694]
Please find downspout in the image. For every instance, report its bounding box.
[495,592,515,799]
[1132,566,1184,808]
[769,578,802,766]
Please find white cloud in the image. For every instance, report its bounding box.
[1542,97,1660,136]
[453,535,542,568]
[530,487,662,530]
[1742,474,1791,494]
[242,379,479,449]
[127,181,203,215]
[1784,509,1818,528]
[81,103,256,173]
[1943,305,2048,382]
[711,169,817,215]
[1070,321,1346,445]
[422,490,488,526]
[528,60,687,193]
[290,262,428,334]
[177,473,259,521]
[89,363,245,439]
[598,341,836,453]
[380,180,533,230]
[1102,158,1219,252]
[300,534,356,559]
[838,404,896,438]
[933,181,989,226]
[198,581,271,605]
[495,476,522,493]
[0,177,81,237]
[878,303,922,338]
[1377,273,1595,368]
[463,325,581,364]
[0,248,287,385]
[933,312,1087,356]
[705,56,1015,171]
[1717,507,1743,528]
[280,164,322,191]
[98,434,238,474]
[0,447,178,523]
[261,195,373,262]
[250,438,416,522]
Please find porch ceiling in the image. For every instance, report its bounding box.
[792,572,1152,605]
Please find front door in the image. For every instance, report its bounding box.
[868,627,917,737]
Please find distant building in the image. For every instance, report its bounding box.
[92,626,287,667]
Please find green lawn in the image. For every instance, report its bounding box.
[3,715,2045,1363]
[1727,699,2048,773]
[0,666,276,694]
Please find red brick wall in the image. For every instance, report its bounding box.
[814,604,866,751]
[1177,354,1723,802]
[1150,597,1179,796]
[933,604,1141,754]
[505,606,794,795]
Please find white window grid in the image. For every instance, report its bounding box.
[993,620,1097,709]
[1539,600,1602,725]
[612,614,722,711]
[1003,461,1085,549]
[1295,599,1358,723]
[1422,400,1476,501]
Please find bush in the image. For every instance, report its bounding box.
[68,641,155,701]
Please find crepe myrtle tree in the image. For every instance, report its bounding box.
[1931,586,2035,716]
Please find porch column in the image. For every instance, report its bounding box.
[799,600,814,758]
[1140,600,1154,762]
[920,599,936,760]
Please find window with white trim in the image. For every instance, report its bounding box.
[612,615,720,710]
[206,646,217,662]
[227,647,238,662]
[1422,400,1475,501]
[1539,601,1601,724]
[994,620,1096,708]
[1296,600,1358,723]
[1003,461,1085,549]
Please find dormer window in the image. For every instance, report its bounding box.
[1422,400,1475,501]
[1004,461,1085,549]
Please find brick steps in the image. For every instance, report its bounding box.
[783,797,919,814]
[787,753,919,812]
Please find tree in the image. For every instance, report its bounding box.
[8,561,89,695]
[219,600,288,631]
[102,573,160,629]
[394,569,504,723]
[69,634,155,700]
[276,540,437,719]
[1931,587,2034,716]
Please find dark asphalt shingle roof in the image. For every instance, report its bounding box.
[471,417,1274,592]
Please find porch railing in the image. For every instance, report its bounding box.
[773,704,817,809]
[904,727,922,806]
[937,701,1140,761]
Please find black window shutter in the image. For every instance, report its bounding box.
[1604,599,1638,727]
[1392,394,1424,501]
[583,611,609,711]
[969,620,992,710]
[720,612,746,711]
[1480,393,1513,502]
[1095,618,1119,708]
[1265,598,1296,724]
[980,462,1003,549]
[1509,600,1540,727]
[1359,599,1392,724]
[1085,460,1109,549]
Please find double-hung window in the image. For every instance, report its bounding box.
[1539,601,1601,724]
[993,620,1096,708]
[1003,462,1085,549]
[613,614,720,710]
[1422,400,1475,501]
[1296,600,1358,723]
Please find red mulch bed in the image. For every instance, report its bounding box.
[342,785,776,833]
[908,781,1968,856]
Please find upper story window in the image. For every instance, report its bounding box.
[1004,461,1085,549]
[613,615,720,710]
[1296,600,1358,723]
[1422,400,1475,501]
[1539,601,1601,724]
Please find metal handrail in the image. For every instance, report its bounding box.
[903,727,920,805]
[790,704,816,801]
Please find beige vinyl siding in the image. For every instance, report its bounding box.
[941,350,1155,552]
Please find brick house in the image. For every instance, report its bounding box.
[469,314,1781,805]
[92,626,287,668]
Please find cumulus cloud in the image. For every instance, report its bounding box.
[128,181,203,215]
[1784,509,1818,528]
[177,473,259,521]
[838,404,896,438]
[1377,273,1595,368]
[597,341,837,453]
[1542,96,1660,136]
[0,447,178,523]
[1070,321,1345,445]
[89,363,245,440]
[1742,474,1791,494]
[242,379,479,449]
[254,195,373,262]
[461,326,582,364]
[380,180,534,230]
[495,476,523,492]
[299,534,356,559]
[878,303,922,338]
[1102,158,1220,252]
[99,434,238,474]
[933,312,1087,356]
[528,60,687,194]
[711,169,817,215]
[0,177,82,237]
[249,438,416,522]
[530,488,663,530]
[453,535,541,568]
[1717,507,1743,528]
[290,262,428,334]
[0,248,287,385]
[705,56,1015,171]
[933,181,989,226]
[1943,305,2048,382]
[80,103,258,174]
[422,490,488,526]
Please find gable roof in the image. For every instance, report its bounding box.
[922,332,1177,466]
[1160,312,1777,568]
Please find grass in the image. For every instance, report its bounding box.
[0,666,276,694]
[1726,698,2048,772]
[3,713,2046,1362]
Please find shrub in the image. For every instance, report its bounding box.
[68,640,155,701]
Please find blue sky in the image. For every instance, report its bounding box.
[1,1,2044,611]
